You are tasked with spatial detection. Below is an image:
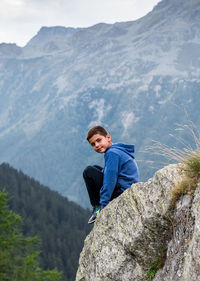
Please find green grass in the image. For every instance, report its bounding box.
[147,263,157,280]
[146,248,167,280]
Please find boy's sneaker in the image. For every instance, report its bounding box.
[88,205,101,224]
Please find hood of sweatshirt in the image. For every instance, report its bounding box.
[107,143,135,159]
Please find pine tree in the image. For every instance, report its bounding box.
[0,190,62,281]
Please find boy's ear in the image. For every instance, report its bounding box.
[106,134,111,141]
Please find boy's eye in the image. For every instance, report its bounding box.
[90,137,102,147]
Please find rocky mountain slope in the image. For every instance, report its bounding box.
[76,163,200,281]
[0,0,200,207]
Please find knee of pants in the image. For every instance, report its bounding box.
[83,165,93,178]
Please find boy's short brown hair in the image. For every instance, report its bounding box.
[86,126,108,141]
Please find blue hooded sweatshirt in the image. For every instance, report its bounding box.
[100,143,139,208]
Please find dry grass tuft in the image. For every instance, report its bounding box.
[148,122,200,207]
[170,152,200,207]
[149,122,200,164]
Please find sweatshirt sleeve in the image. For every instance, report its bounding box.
[100,151,119,208]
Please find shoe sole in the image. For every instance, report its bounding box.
[88,218,96,224]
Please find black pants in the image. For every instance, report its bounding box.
[83,165,123,207]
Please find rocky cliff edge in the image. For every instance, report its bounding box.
[76,163,200,281]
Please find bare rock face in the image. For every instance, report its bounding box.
[76,163,200,281]
[154,183,200,281]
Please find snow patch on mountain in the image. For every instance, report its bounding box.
[89,99,112,127]
[121,112,139,134]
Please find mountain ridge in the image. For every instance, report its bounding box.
[0,0,199,207]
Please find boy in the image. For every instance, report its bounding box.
[83,126,139,224]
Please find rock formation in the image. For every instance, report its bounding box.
[76,163,200,281]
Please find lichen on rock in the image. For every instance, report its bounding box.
[76,163,200,281]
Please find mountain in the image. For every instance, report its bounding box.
[0,0,200,207]
[0,163,91,281]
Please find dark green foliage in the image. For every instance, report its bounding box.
[0,163,91,281]
[147,264,157,280]
[0,190,62,281]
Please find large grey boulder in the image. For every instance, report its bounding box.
[76,163,200,281]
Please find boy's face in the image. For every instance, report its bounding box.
[88,133,112,153]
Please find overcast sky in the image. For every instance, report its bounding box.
[0,0,161,47]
